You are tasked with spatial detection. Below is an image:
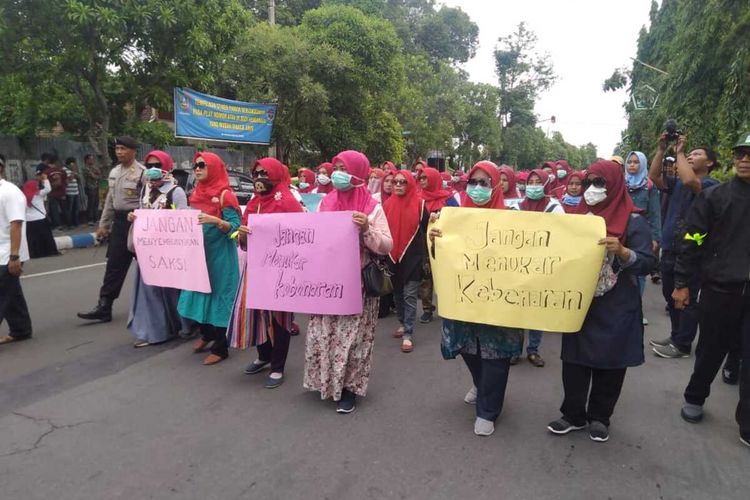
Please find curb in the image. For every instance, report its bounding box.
[54,232,101,251]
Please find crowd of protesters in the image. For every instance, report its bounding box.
[0,129,748,448]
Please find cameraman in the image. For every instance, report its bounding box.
[648,132,719,359]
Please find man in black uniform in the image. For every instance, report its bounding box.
[673,131,750,448]
[78,137,144,322]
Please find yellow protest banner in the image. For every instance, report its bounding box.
[429,207,606,333]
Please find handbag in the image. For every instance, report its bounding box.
[362,255,394,297]
[594,253,620,297]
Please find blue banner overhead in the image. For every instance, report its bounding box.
[174,87,276,145]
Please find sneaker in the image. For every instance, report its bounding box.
[244,359,270,375]
[680,402,704,423]
[741,435,750,448]
[722,368,739,385]
[464,386,477,405]
[419,312,433,323]
[527,353,545,367]
[589,421,609,442]
[547,418,586,435]
[474,417,495,436]
[336,391,356,414]
[652,343,690,359]
[649,336,672,348]
[264,373,284,389]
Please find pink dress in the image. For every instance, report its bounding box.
[303,205,393,400]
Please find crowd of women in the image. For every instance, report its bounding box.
[107,144,670,444]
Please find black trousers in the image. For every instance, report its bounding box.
[200,324,228,358]
[461,352,511,422]
[0,265,32,339]
[100,213,134,303]
[661,253,700,352]
[257,320,292,373]
[684,286,750,436]
[561,362,627,427]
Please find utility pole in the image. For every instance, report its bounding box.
[269,0,275,25]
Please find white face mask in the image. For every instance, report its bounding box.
[583,186,607,206]
[317,174,331,185]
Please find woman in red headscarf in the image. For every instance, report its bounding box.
[428,161,524,437]
[516,170,529,196]
[296,168,315,193]
[498,166,521,199]
[384,170,429,353]
[227,158,304,388]
[178,152,242,366]
[374,165,398,204]
[126,150,188,348]
[548,160,655,443]
[313,162,334,194]
[304,150,393,414]
[368,167,386,195]
[416,167,459,323]
[561,170,585,213]
[23,170,58,258]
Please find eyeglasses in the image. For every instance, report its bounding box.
[467,178,491,188]
[733,148,750,160]
[582,177,606,189]
[253,170,268,178]
[145,162,162,169]
[393,179,408,186]
[193,162,207,170]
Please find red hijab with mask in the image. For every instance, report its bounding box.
[189,152,240,218]
[319,150,378,215]
[572,160,637,242]
[420,167,453,212]
[297,168,315,193]
[499,166,520,198]
[244,158,303,223]
[315,162,334,194]
[520,168,554,212]
[384,171,424,263]
[461,161,505,209]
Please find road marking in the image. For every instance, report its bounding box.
[21,262,106,279]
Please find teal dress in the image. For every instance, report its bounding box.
[178,208,241,327]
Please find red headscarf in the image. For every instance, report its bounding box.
[454,174,468,193]
[297,168,315,193]
[244,158,303,222]
[498,166,520,198]
[315,162,334,193]
[380,166,398,205]
[382,161,396,170]
[461,161,505,209]
[572,160,637,242]
[520,168,553,212]
[319,150,378,215]
[420,167,453,212]
[516,170,529,184]
[144,150,174,172]
[189,152,241,218]
[23,180,39,207]
[565,170,585,194]
[384,171,424,263]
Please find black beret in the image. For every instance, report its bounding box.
[115,136,138,150]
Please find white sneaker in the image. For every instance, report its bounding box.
[464,386,477,405]
[474,417,495,436]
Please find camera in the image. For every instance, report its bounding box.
[663,119,682,142]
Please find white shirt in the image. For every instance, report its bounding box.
[26,179,51,222]
[0,179,30,264]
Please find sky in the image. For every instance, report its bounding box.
[442,0,657,158]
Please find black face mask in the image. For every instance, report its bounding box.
[255,178,275,193]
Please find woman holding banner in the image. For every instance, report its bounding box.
[229,158,303,389]
[303,150,393,414]
[547,160,655,443]
[384,170,429,353]
[429,161,524,437]
[178,152,241,365]
[127,151,188,348]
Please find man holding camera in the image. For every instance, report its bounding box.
[672,131,750,447]
[648,129,719,359]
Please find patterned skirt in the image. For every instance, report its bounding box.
[303,296,379,401]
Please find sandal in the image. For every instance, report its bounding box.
[394,326,405,339]
[527,353,545,367]
[203,353,227,366]
[193,339,210,353]
[401,338,414,353]
[133,340,150,348]
[0,335,30,345]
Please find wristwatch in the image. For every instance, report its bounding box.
[9,254,20,261]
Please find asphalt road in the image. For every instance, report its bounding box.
[0,248,746,500]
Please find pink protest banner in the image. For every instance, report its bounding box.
[132,209,212,293]
[245,211,363,315]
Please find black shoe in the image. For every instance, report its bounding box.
[419,312,433,323]
[264,374,284,389]
[741,434,750,448]
[336,390,356,414]
[547,417,586,435]
[77,298,112,322]
[722,368,739,385]
[244,359,270,375]
[509,355,520,365]
[589,421,609,442]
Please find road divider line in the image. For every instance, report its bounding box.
[22,262,107,279]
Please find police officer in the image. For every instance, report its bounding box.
[673,130,750,447]
[78,137,144,322]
